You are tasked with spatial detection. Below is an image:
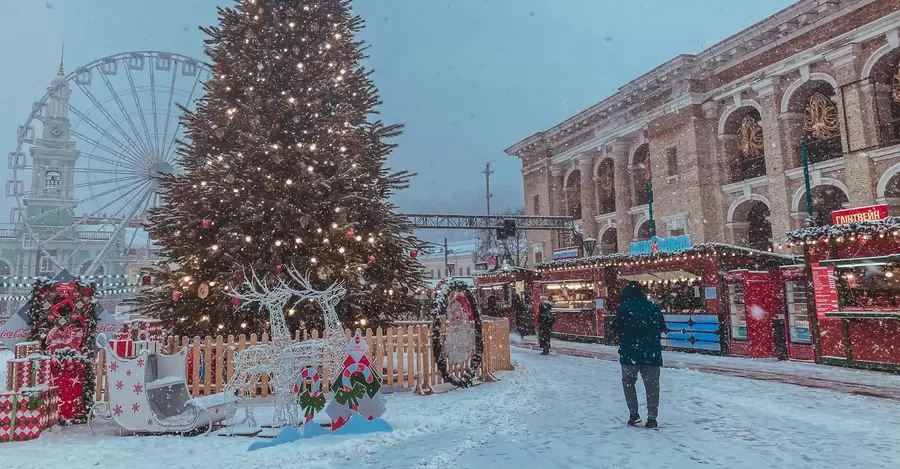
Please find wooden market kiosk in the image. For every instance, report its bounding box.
[473,267,537,332]
[537,237,799,356]
[786,211,900,372]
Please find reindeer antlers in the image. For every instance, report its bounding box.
[228,264,347,310]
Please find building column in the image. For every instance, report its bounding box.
[754,77,797,239]
[611,139,634,253]
[548,165,565,217]
[578,154,598,238]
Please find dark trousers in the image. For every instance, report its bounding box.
[538,325,552,351]
[621,365,660,420]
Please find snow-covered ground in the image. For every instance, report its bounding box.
[2,348,899,468]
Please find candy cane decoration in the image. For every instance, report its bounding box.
[341,363,373,391]
[295,367,322,396]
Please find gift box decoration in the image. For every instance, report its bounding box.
[0,386,60,442]
[14,341,41,359]
[5,356,52,392]
[120,319,164,343]
[108,338,136,359]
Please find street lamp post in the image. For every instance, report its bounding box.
[801,135,815,226]
[582,237,597,257]
[446,259,456,278]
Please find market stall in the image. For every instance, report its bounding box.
[779,265,815,361]
[722,269,788,359]
[538,239,797,355]
[786,211,900,372]
[473,267,536,333]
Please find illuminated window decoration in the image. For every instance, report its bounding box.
[738,115,764,158]
[803,92,840,140]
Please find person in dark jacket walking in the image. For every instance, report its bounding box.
[485,295,501,318]
[537,296,555,355]
[512,293,529,338]
[615,282,665,429]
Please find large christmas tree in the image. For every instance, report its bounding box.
[135,0,424,336]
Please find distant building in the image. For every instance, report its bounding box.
[417,240,477,280]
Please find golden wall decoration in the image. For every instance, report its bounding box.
[803,92,840,139]
[738,115,764,158]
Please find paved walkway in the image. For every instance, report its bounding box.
[512,336,900,400]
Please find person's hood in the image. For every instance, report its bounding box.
[620,282,647,302]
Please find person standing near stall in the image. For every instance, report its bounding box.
[512,293,529,338]
[485,295,501,317]
[616,281,664,429]
[537,295,556,355]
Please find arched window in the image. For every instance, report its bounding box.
[866,47,900,146]
[599,228,618,254]
[635,220,652,241]
[746,203,773,251]
[723,108,766,182]
[788,81,843,165]
[799,185,849,227]
[595,159,616,214]
[45,170,61,195]
[564,169,582,220]
[631,144,650,206]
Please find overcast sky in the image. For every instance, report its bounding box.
[0,0,795,242]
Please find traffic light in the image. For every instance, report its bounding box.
[496,219,516,240]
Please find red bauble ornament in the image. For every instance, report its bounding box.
[177,203,184,210]
[367,255,376,264]
[275,264,284,273]
[231,297,240,307]
[410,249,418,259]
[142,275,151,286]
[202,219,213,229]
[274,123,281,130]
[235,269,245,283]
[172,291,183,301]
[346,230,355,238]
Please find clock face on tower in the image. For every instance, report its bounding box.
[50,126,62,138]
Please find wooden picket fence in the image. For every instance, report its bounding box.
[95,318,512,401]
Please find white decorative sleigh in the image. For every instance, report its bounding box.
[89,333,236,436]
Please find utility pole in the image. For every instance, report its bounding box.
[483,162,493,215]
[444,237,449,278]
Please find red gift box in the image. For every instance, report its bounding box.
[13,341,41,359]
[6,356,52,392]
[0,387,60,442]
[120,319,164,343]
[108,338,136,358]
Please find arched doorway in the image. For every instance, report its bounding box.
[595,159,616,214]
[564,169,582,220]
[599,227,618,254]
[799,185,850,226]
[631,144,650,206]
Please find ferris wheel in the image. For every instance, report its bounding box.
[9,51,211,278]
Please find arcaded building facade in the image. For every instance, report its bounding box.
[506,0,900,264]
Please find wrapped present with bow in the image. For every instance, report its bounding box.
[133,330,161,355]
[5,355,52,392]
[119,319,164,343]
[0,386,60,442]
[108,332,137,358]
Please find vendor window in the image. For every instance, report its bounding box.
[784,280,810,343]
[836,263,900,313]
[727,283,748,340]
[647,281,703,313]
[545,282,593,311]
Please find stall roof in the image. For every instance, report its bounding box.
[535,242,798,271]
[786,216,900,243]
[473,266,536,278]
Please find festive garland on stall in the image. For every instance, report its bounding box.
[430,280,483,388]
[785,216,900,244]
[26,278,99,425]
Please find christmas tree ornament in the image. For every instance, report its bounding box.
[172,291,183,301]
[202,219,213,229]
[235,269,245,283]
[141,275,152,286]
[231,297,241,307]
[346,230,355,238]
[410,249,418,259]
[275,264,284,273]
[197,283,210,299]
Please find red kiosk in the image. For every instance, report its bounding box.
[786,206,900,372]
[538,238,798,356]
[473,267,536,331]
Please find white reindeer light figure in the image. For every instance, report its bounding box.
[224,266,348,429]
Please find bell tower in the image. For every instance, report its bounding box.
[26,45,79,225]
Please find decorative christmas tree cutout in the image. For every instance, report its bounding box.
[324,332,386,431]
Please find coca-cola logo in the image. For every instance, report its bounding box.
[98,324,117,332]
[47,325,85,353]
[0,328,28,339]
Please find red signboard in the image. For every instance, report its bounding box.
[831,204,889,225]
[811,264,838,320]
